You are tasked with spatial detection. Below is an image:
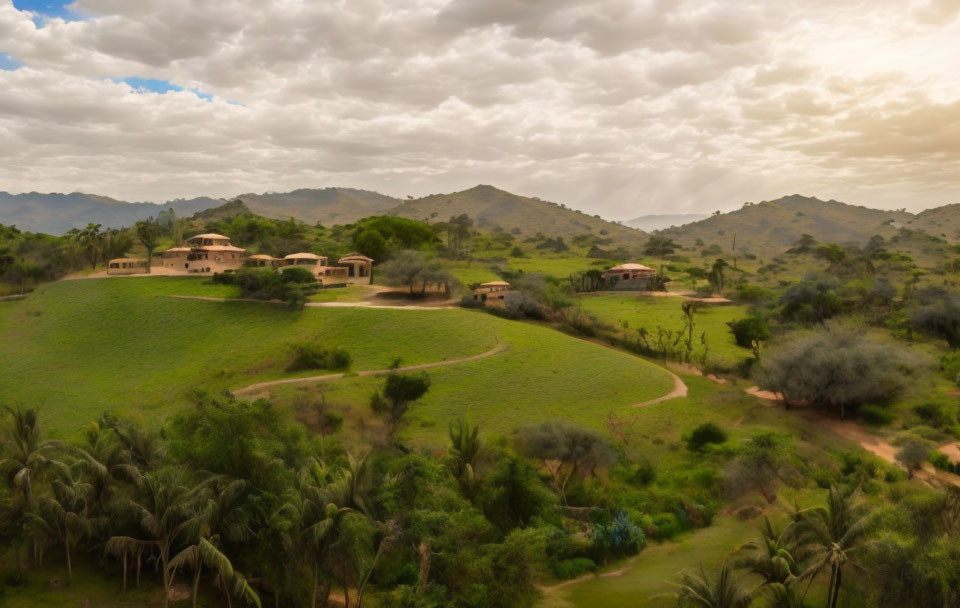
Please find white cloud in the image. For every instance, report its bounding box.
[0,0,959,217]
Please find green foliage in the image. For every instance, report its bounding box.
[779,273,843,323]
[370,371,432,435]
[911,287,960,348]
[288,343,352,372]
[859,404,894,426]
[279,265,316,284]
[757,324,910,417]
[590,511,645,563]
[726,315,770,354]
[352,216,436,260]
[686,422,728,452]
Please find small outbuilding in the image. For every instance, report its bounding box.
[338,254,374,285]
[106,258,146,275]
[602,263,657,290]
[473,281,512,306]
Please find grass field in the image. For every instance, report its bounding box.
[576,294,751,368]
[0,277,676,440]
[266,326,676,446]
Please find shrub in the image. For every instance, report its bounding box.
[551,558,596,580]
[288,343,352,371]
[686,422,727,451]
[929,451,952,471]
[735,284,773,302]
[913,402,953,429]
[911,287,960,348]
[280,265,317,284]
[941,352,960,385]
[860,404,894,426]
[590,512,644,563]
[650,512,682,540]
[727,315,770,350]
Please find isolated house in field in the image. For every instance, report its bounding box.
[245,254,280,268]
[338,254,374,285]
[603,263,657,290]
[106,258,146,275]
[473,281,512,306]
[160,233,246,274]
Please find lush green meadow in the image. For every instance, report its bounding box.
[576,294,751,368]
[0,276,675,440]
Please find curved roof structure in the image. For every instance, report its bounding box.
[186,233,231,241]
[480,281,511,287]
[284,252,322,260]
[607,263,655,272]
[339,253,374,262]
[247,254,279,260]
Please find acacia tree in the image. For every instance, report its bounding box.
[757,325,910,418]
[643,235,677,259]
[517,421,616,506]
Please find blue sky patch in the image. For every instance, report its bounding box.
[114,77,214,101]
[13,0,84,24]
[0,53,23,71]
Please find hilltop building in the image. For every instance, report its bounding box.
[603,263,657,290]
[160,233,246,275]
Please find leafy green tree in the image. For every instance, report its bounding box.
[709,259,729,293]
[795,486,872,608]
[370,371,431,437]
[895,440,930,479]
[135,220,160,273]
[726,433,799,503]
[517,421,616,506]
[449,419,481,498]
[480,456,555,531]
[644,235,677,259]
[779,273,843,323]
[727,315,770,359]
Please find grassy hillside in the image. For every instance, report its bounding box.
[0,276,675,439]
[577,295,751,368]
[907,203,960,242]
[389,185,645,245]
[660,195,913,259]
[237,187,400,225]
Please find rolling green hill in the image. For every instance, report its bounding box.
[388,185,645,244]
[237,187,400,225]
[0,276,674,439]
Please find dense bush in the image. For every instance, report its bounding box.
[686,422,728,452]
[288,343,352,371]
[912,287,960,348]
[590,511,645,563]
[779,273,843,323]
[280,265,317,284]
[757,324,911,418]
[727,315,770,350]
[859,404,895,426]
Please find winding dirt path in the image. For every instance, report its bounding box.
[232,344,509,398]
[632,367,688,407]
[166,294,456,310]
[745,386,960,488]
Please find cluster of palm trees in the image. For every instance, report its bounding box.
[673,485,873,608]
[0,404,390,607]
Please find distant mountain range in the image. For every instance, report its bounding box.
[622,213,711,231]
[5,188,960,259]
[0,185,645,242]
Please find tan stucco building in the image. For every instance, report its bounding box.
[160,233,246,275]
[338,254,374,285]
[106,258,146,275]
[473,281,512,306]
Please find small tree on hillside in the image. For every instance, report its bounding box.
[727,315,770,359]
[517,421,616,506]
[643,235,677,259]
[135,219,160,274]
[370,371,431,438]
[895,440,930,479]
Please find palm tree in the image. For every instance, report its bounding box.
[736,517,801,585]
[106,467,213,608]
[794,485,872,608]
[673,560,752,608]
[79,223,104,268]
[449,419,480,498]
[0,404,60,510]
[25,466,92,581]
[710,259,729,293]
[168,536,261,608]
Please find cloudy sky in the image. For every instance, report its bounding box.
[1,0,960,218]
